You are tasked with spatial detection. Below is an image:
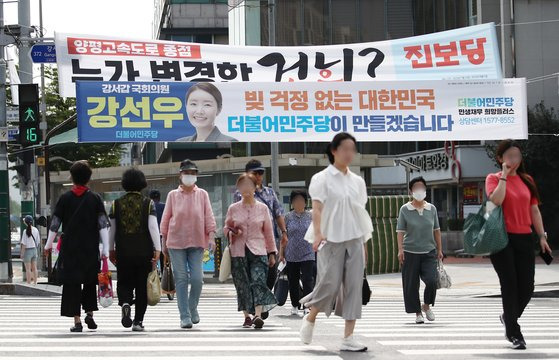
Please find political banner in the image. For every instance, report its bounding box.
[57,23,501,97]
[75,78,527,143]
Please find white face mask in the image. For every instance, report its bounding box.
[412,190,427,202]
[181,175,197,186]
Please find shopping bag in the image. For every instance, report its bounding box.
[97,258,114,308]
[161,259,175,294]
[463,201,509,255]
[147,268,161,306]
[436,260,452,289]
[273,271,289,306]
[219,246,231,282]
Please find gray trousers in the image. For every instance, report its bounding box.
[300,238,364,320]
[401,250,438,314]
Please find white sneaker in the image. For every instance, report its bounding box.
[340,336,368,352]
[415,314,425,324]
[300,315,315,345]
[423,308,435,322]
[303,308,310,316]
[291,307,299,316]
[132,322,145,332]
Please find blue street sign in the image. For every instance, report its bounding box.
[30,43,56,63]
[8,127,19,142]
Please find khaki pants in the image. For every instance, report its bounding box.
[300,238,364,320]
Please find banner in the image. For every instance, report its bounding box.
[76,78,527,143]
[57,23,501,97]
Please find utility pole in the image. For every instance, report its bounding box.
[18,0,34,243]
[0,0,13,282]
[268,0,279,194]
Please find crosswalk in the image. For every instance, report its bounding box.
[320,297,559,358]
[1,286,558,359]
[0,287,338,359]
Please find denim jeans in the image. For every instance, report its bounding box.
[169,247,204,322]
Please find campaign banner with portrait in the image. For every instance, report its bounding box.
[57,23,501,97]
[75,78,527,143]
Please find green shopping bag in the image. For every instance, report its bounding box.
[463,202,509,255]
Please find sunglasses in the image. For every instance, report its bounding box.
[252,170,265,176]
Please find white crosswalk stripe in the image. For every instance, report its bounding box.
[0,293,337,359]
[318,298,559,358]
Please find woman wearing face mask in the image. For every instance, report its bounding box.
[396,176,443,325]
[486,140,551,350]
[160,159,217,329]
[176,83,237,142]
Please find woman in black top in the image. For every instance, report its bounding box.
[45,161,110,332]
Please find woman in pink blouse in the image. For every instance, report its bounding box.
[224,173,278,329]
[161,159,216,329]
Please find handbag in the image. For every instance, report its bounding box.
[463,201,509,255]
[147,267,161,306]
[436,260,452,289]
[219,245,232,282]
[362,272,372,305]
[273,270,289,306]
[97,257,114,308]
[161,259,175,294]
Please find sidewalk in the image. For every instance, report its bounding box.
[369,261,559,299]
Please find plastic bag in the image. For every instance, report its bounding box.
[97,258,113,308]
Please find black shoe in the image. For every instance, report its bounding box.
[85,314,97,330]
[70,323,83,333]
[261,311,269,320]
[510,336,526,350]
[121,304,133,328]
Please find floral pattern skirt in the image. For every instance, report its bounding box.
[231,249,277,314]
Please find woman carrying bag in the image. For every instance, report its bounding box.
[20,215,40,284]
[44,161,110,332]
[108,168,161,332]
[486,139,552,350]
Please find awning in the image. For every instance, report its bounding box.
[48,127,78,145]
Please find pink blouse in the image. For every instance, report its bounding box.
[223,201,277,257]
[160,185,216,250]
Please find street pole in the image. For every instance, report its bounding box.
[18,0,34,247]
[0,0,13,282]
[500,0,506,76]
[268,0,279,194]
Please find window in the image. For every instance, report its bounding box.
[412,0,468,35]
[171,0,227,4]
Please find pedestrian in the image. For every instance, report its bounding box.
[44,160,110,332]
[486,139,552,350]
[279,189,314,317]
[225,173,278,329]
[396,176,443,324]
[20,215,40,284]
[299,132,373,352]
[160,159,217,329]
[234,159,288,291]
[149,190,165,227]
[108,168,162,332]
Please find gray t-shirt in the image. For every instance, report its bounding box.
[396,202,440,254]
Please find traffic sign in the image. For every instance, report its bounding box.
[6,106,19,123]
[30,43,56,63]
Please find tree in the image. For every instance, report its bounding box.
[43,67,124,171]
[486,102,559,247]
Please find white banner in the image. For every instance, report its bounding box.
[76,78,527,143]
[57,23,501,97]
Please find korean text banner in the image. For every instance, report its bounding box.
[75,78,527,143]
[58,23,501,97]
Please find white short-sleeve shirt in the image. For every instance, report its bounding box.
[21,226,40,248]
[304,165,373,243]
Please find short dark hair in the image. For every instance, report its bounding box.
[122,168,148,192]
[245,159,264,172]
[290,189,308,204]
[70,160,92,186]
[149,190,161,200]
[185,82,223,112]
[326,132,357,164]
[409,176,427,190]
